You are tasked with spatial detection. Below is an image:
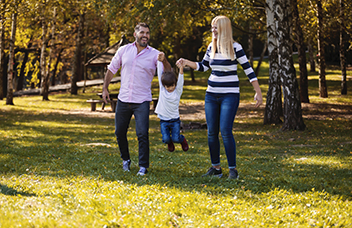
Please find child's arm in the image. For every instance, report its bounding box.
[176,60,185,74]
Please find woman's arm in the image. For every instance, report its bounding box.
[251,80,263,108]
[176,58,197,70]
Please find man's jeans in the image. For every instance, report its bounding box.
[204,92,240,169]
[115,100,150,168]
[160,118,184,144]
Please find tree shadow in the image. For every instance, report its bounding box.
[0,184,37,197]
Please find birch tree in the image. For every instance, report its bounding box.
[264,0,283,125]
[6,10,16,105]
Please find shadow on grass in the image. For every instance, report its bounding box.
[0,184,37,197]
[1,109,351,200]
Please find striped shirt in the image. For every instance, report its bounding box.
[196,42,257,94]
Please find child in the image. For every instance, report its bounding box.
[154,60,189,152]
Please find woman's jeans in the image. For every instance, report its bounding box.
[204,92,240,169]
[115,100,150,168]
[160,118,185,144]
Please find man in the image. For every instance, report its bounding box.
[102,23,171,176]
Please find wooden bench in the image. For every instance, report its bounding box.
[86,99,117,112]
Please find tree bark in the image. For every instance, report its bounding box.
[51,48,63,86]
[0,0,6,100]
[40,18,49,100]
[6,12,16,105]
[317,0,328,98]
[307,39,316,72]
[264,0,283,125]
[340,0,347,95]
[71,12,84,95]
[292,0,309,103]
[248,25,254,67]
[277,0,305,131]
[42,7,57,100]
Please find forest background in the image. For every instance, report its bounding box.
[0,0,351,104]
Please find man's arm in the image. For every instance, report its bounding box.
[102,70,114,103]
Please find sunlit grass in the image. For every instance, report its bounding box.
[1,59,352,227]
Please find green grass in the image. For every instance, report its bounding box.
[0,60,351,227]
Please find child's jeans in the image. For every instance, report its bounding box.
[160,118,185,144]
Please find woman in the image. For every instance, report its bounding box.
[177,15,262,179]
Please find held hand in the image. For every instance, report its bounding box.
[176,58,184,67]
[102,88,110,104]
[157,52,165,62]
[254,93,263,108]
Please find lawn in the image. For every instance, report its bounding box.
[0,61,351,227]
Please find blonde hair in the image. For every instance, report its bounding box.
[211,16,235,60]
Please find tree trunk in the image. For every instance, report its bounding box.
[340,0,347,95]
[292,0,309,103]
[255,41,268,77]
[6,12,16,105]
[264,0,283,125]
[42,8,57,100]
[0,0,6,100]
[317,0,328,98]
[17,42,32,92]
[308,39,316,72]
[277,0,305,131]
[40,18,49,100]
[248,25,254,67]
[71,12,84,95]
[51,48,63,86]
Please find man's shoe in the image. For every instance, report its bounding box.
[202,167,223,178]
[228,168,239,179]
[181,137,189,151]
[137,167,148,176]
[168,141,175,152]
[122,159,131,172]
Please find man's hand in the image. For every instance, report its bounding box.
[102,88,110,104]
[157,52,165,62]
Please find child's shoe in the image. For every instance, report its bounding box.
[181,137,189,151]
[168,141,175,152]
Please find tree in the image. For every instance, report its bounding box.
[277,0,305,130]
[71,10,84,95]
[0,0,7,100]
[317,0,328,98]
[292,0,309,103]
[340,0,347,95]
[264,0,305,130]
[264,0,283,125]
[6,10,16,105]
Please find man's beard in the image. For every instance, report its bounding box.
[137,36,148,47]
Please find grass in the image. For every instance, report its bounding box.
[0,60,352,227]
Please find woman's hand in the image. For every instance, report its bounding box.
[254,93,263,108]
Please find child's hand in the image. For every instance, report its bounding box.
[176,58,185,69]
[158,52,165,62]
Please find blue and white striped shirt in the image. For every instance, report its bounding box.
[196,42,257,94]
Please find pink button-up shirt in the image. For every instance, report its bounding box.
[107,42,160,103]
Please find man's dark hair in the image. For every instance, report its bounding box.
[135,22,150,32]
[161,71,177,87]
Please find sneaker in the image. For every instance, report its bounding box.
[137,167,148,176]
[229,168,239,179]
[122,159,131,172]
[202,167,223,178]
[181,137,189,151]
[168,141,175,152]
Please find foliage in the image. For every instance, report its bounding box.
[0,61,351,227]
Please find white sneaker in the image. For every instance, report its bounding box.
[122,160,131,172]
[137,167,148,176]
